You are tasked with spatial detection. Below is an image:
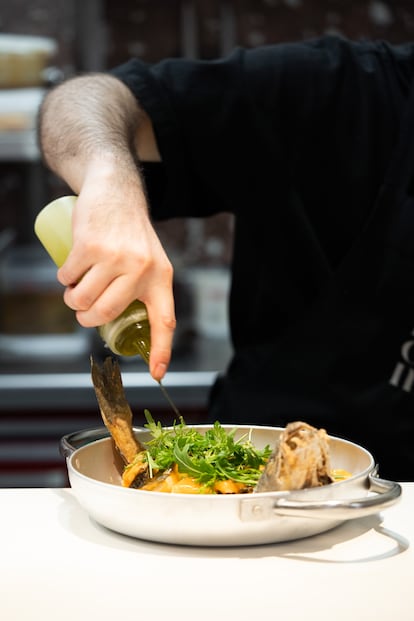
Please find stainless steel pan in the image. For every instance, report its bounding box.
[60,425,401,547]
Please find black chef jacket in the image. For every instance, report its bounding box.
[112,35,414,480]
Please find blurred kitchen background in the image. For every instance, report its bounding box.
[0,0,413,487]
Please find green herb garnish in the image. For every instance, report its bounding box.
[142,410,271,490]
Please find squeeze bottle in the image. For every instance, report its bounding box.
[34,195,151,363]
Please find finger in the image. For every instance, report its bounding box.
[63,263,121,314]
[57,248,92,288]
[74,274,137,327]
[145,291,176,381]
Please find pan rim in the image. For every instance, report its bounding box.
[66,423,375,499]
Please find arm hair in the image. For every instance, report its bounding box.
[38,74,143,183]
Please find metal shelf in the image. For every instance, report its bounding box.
[0,336,232,411]
[0,128,39,161]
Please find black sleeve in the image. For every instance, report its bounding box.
[111,48,258,220]
[110,36,413,225]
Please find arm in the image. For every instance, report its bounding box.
[38,73,175,381]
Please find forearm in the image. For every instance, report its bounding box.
[38,73,158,192]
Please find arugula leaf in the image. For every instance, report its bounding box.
[142,410,271,490]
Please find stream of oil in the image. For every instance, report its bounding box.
[158,381,181,418]
[131,337,182,418]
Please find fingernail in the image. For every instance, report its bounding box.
[153,363,167,380]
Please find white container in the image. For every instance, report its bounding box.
[0,34,57,88]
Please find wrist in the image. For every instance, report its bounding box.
[71,149,143,196]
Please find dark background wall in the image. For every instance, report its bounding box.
[1,0,414,264]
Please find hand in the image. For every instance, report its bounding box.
[57,161,176,381]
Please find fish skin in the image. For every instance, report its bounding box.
[90,356,145,464]
[255,421,333,492]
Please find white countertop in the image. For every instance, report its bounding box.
[1,485,413,621]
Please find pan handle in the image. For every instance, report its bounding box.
[59,426,148,459]
[240,473,402,522]
[59,427,110,459]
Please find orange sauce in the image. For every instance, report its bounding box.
[139,464,250,494]
[331,468,352,481]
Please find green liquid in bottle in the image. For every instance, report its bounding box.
[115,324,150,360]
[98,300,151,360]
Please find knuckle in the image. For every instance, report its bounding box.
[163,315,177,330]
[58,268,76,287]
[163,261,174,283]
[69,289,93,312]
